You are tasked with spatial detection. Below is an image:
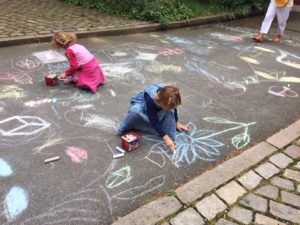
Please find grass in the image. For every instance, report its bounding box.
[182,0,219,17]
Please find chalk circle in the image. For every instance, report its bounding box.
[11,56,44,72]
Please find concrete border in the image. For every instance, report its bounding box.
[0,13,263,48]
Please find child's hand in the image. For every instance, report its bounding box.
[176,122,188,132]
[162,135,175,151]
[59,72,66,79]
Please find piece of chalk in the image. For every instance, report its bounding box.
[113,153,125,159]
[116,146,125,154]
[44,156,60,163]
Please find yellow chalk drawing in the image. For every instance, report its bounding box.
[0,86,24,99]
[255,71,278,80]
[255,69,300,83]
[279,60,300,70]
[279,77,300,83]
[209,61,238,70]
[240,56,260,64]
[254,46,275,53]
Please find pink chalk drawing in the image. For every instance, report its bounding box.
[65,146,88,163]
[159,48,184,56]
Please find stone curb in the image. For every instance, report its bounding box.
[0,13,263,48]
[112,119,300,225]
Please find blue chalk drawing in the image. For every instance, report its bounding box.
[144,122,223,168]
[0,158,12,177]
[4,186,28,221]
[166,36,193,45]
[144,118,255,167]
[202,117,256,149]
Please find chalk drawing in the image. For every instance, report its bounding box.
[24,98,57,108]
[143,123,223,167]
[159,48,185,56]
[166,36,193,45]
[102,48,136,62]
[106,166,133,189]
[144,60,182,74]
[0,116,50,136]
[0,102,5,113]
[240,56,260,65]
[33,50,66,64]
[208,61,238,71]
[0,72,32,84]
[66,146,88,163]
[14,154,116,225]
[196,40,218,47]
[64,106,119,134]
[276,49,300,69]
[203,117,256,149]
[101,42,157,62]
[210,32,243,42]
[186,45,212,56]
[33,133,64,154]
[268,85,298,97]
[109,89,116,97]
[111,175,165,200]
[254,46,276,53]
[0,86,24,99]
[3,186,28,222]
[101,61,146,84]
[0,158,12,177]
[215,24,258,38]
[11,57,43,72]
[254,68,300,83]
[185,59,247,96]
[144,119,255,167]
[68,91,101,103]
[134,51,158,61]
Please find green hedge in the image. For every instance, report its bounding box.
[209,0,268,16]
[64,0,193,24]
[64,0,268,24]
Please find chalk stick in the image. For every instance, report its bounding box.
[116,146,125,154]
[44,156,60,163]
[113,153,125,159]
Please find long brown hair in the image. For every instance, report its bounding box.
[156,86,181,110]
[51,31,77,49]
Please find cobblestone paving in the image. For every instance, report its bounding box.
[0,0,149,39]
[174,141,300,224]
[112,120,300,225]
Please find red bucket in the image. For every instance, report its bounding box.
[121,132,140,152]
[45,74,58,86]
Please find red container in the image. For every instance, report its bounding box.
[45,74,58,86]
[121,132,140,152]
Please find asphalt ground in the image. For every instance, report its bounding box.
[0,14,299,225]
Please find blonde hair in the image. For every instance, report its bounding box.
[156,86,181,110]
[51,31,77,49]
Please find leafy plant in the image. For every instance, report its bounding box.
[209,0,268,16]
[64,0,192,24]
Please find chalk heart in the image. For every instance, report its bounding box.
[65,146,88,163]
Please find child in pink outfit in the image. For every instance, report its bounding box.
[51,31,105,93]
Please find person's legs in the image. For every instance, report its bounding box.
[273,6,292,42]
[117,103,156,135]
[254,1,277,42]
